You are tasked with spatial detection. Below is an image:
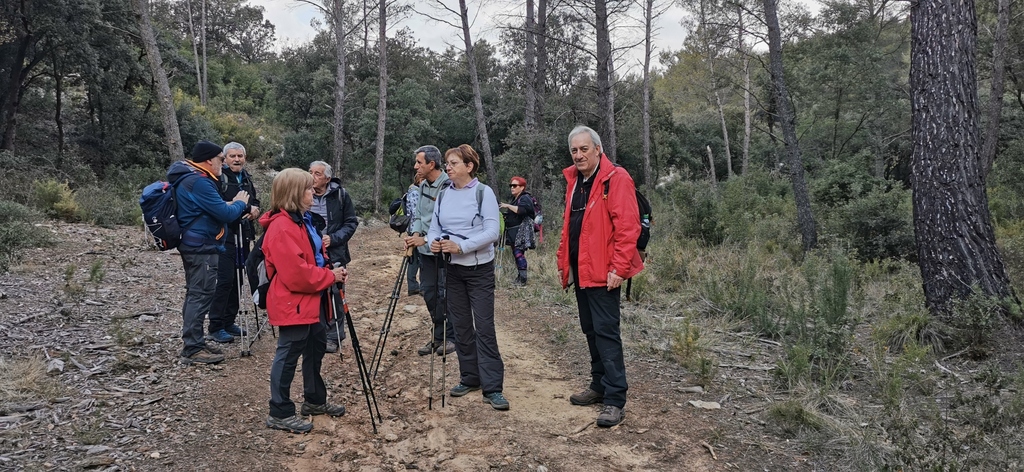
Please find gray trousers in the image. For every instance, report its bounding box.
[446,260,504,394]
[180,252,218,357]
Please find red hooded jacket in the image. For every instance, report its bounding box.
[556,154,644,289]
[259,210,336,326]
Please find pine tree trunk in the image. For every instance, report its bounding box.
[910,0,1015,313]
[186,0,204,104]
[764,0,816,251]
[706,145,717,189]
[201,0,208,106]
[595,0,617,162]
[524,0,537,130]
[459,0,496,183]
[980,0,1009,180]
[739,7,750,175]
[0,25,31,152]
[333,0,348,175]
[372,0,388,213]
[641,0,654,189]
[132,0,184,162]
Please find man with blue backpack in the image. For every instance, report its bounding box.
[169,140,251,365]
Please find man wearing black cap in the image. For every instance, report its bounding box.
[167,140,251,365]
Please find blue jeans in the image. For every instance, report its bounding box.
[180,252,218,357]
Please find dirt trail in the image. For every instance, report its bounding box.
[0,221,803,471]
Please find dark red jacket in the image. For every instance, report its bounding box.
[259,210,336,326]
[557,154,644,289]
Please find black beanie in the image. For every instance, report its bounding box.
[191,140,223,162]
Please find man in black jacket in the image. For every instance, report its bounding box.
[209,142,261,343]
[309,160,359,353]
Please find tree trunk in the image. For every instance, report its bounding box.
[132,0,184,162]
[458,0,496,183]
[764,0,816,251]
[641,0,654,189]
[535,0,548,120]
[52,50,65,161]
[706,145,717,189]
[910,0,1015,313]
[710,57,733,178]
[595,0,617,162]
[372,0,388,213]
[333,0,348,176]
[740,7,750,175]
[201,0,208,106]
[186,0,205,104]
[524,0,537,130]
[980,0,1009,180]
[0,23,33,152]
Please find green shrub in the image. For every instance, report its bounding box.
[833,185,915,261]
[33,179,80,221]
[0,200,53,271]
[74,185,142,227]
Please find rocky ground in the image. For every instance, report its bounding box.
[0,221,810,471]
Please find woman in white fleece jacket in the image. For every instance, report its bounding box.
[426,144,508,411]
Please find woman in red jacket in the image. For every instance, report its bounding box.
[259,168,348,434]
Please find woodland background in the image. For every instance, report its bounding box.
[4,0,1024,468]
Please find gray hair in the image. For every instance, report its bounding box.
[568,125,603,150]
[223,142,246,155]
[414,145,443,170]
[309,160,333,178]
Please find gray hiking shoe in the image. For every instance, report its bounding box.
[569,388,604,406]
[436,340,456,356]
[266,415,312,433]
[180,348,225,365]
[300,402,346,417]
[449,383,481,397]
[596,405,625,427]
[483,392,510,411]
[325,339,339,353]
[417,341,437,356]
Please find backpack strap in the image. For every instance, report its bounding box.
[435,181,485,240]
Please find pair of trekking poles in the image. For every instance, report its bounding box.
[369,238,453,410]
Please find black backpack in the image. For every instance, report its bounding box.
[388,194,411,234]
[602,171,652,259]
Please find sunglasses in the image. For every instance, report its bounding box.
[509,184,521,188]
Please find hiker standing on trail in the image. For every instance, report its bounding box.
[556,126,644,427]
[208,142,261,344]
[169,140,250,365]
[308,160,358,354]
[406,173,424,296]
[499,176,536,285]
[403,145,457,357]
[260,168,348,434]
[427,144,507,410]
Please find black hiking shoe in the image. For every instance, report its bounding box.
[300,402,346,417]
[449,383,481,397]
[266,415,312,434]
[569,388,604,406]
[596,405,625,427]
[417,341,438,356]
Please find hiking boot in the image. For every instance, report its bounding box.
[449,383,481,397]
[325,339,339,353]
[266,415,312,434]
[435,340,456,356]
[224,324,247,337]
[596,405,625,427]
[205,344,224,355]
[482,392,510,411]
[569,388,604,406]
[180,348,225,365]
[300,401,346,417]
[210,329,235,343]
[514,269,528,286]
[417,341,438,356]
[408,287,421,296]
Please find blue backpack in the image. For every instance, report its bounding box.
[139,174,198,251]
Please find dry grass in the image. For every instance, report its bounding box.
[0,356,64,409]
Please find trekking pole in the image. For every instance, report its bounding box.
[438,236,450,408]
[234,229,254,357]
[370,247,411,379]
[332,264,381,434]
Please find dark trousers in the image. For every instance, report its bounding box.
[209,241,248,332]
[574,284,628,408]
[447,260,504,394]
[268,319,328,419]
[180,252,218,357]
[325,287,346,342]
[407,250,421,292]
[419,254,456,344]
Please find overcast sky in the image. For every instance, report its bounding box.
[250,1,694,73]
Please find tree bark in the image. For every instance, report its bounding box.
[706,145,717,189]
[980,0,1009,180]
[52,48,65,161]
[201,0,208,106]
[186,0,205,104]
[372,0,388,213]
[333,0,348,176]
[710,58,733,178]
[0,10,34,152]
[524,0,537,130]
[595,0,617,162]
[641,0,654,189]
[132,0,184,162]
[458,0,496,183]
[763,0,816,251]
[740,7,750,175]
[535,0,548,119]
[910,0,1015,313]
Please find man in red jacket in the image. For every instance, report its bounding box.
[556,126,644,428]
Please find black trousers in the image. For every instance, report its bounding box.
[419,254,456,344]
[209,241,249,332]
[268,316,328,419]
[574,284,628,408]
[446,260,504,394]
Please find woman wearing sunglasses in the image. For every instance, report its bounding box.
[498,177,537,285]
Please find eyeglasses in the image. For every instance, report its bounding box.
[509,184,521,188]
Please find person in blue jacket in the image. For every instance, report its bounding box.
[167,140,250,365]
